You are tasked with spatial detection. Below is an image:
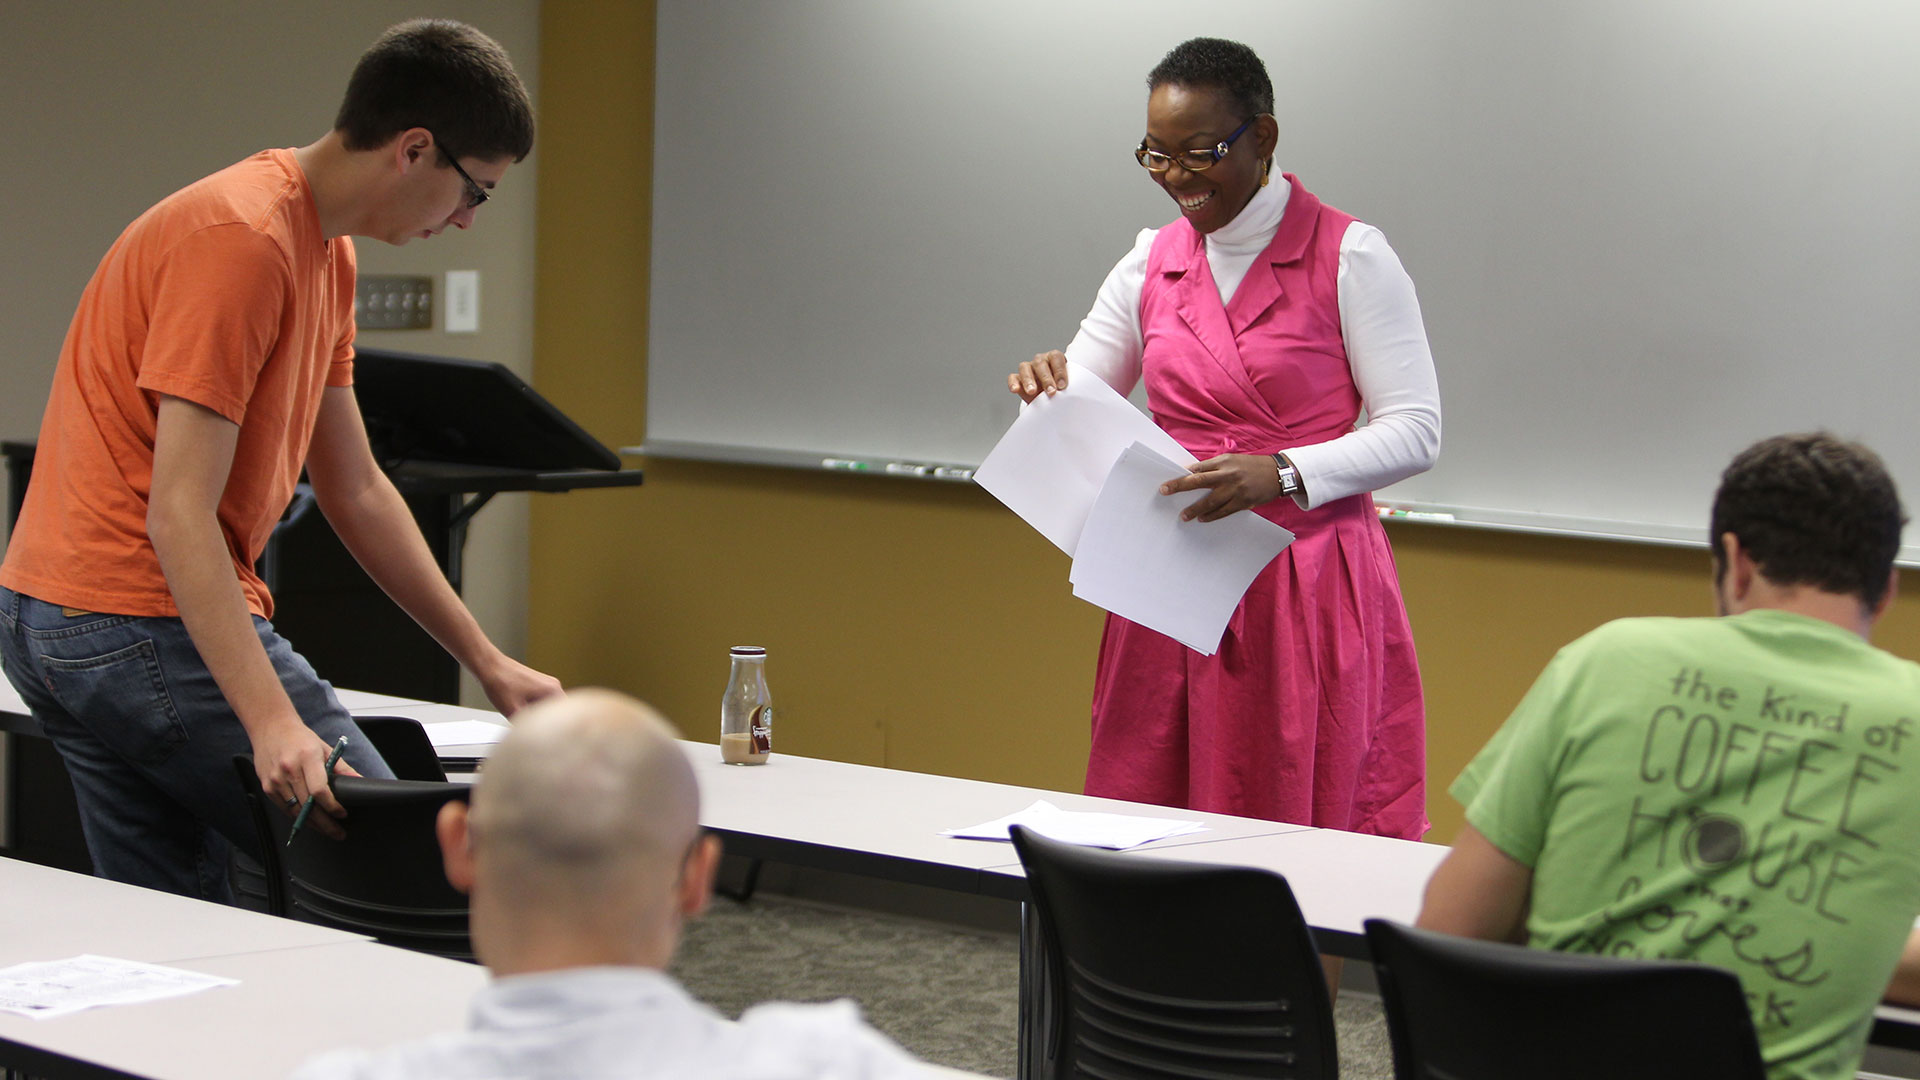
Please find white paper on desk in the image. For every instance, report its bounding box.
[943,799,1206,850]
[1069,443,1294,655]
[973,362,1195,556]
[421,719,511,750]
[0,955,238,1019]
[332,688,414,711]
[353,700,504,725]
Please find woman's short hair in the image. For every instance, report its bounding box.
[333,19,534,163]
[1710,432,1906,609]
[1146,37,1274,122]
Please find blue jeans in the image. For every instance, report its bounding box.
[0,586,393,901]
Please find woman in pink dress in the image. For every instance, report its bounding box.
[1008,37,1440,840]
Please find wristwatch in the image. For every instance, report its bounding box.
[1271,454,1301,499]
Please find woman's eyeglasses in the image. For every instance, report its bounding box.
[1135,115,1263,173]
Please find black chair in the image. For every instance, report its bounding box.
[228,716,443,913]
[1010,824,1338,1080]
[1363,919,1767,1080]
[352,715,450,782]
[234,755,474,961]
[229,756,285,915]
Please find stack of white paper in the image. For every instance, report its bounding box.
[943,799,1207,850]
[974,362,1197,556]
[974,363,1293,654]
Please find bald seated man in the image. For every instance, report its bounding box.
[292,689,936,1079]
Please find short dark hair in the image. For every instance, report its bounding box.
[1710,433,1906,609]
[334,19,534,163]
[1146,37,1274,122]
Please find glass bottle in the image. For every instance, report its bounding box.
[720,645,772,765]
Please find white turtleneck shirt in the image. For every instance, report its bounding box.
[1062,176,1441,510]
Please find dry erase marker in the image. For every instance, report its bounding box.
[287,735,349,846]
[1377,507,1455,523]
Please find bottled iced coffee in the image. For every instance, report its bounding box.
[720,645,772,765]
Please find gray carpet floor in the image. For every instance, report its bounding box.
[672,892,1394,1079]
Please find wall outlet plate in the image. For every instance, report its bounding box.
[355,275,434,330]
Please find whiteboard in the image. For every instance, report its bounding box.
[645,1,1920,561]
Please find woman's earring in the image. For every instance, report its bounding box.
[1260,159,1272,187]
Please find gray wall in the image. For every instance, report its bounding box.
[0,1,541,710]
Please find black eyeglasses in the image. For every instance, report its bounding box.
[434,136,490,210]
[1135,115,1262,173]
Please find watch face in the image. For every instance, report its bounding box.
[1272,455,1298,496]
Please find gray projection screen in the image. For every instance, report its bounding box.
[644,1,1920,562]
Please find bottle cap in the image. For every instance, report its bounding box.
[729,645,767,657]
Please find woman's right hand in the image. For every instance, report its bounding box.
[1007,350,1070,403]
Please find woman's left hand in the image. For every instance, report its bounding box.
[1159,454,1283,522]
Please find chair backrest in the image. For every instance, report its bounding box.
[1363,919,1768,1080]
[249,764,475,961]
[351,715,449,782]
[1010,825,1338,1080]
[229,756,286,915]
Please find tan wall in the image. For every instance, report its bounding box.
[531,2,1920,845]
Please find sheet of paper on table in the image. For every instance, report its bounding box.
[419,719,511,750]
[973,361,1194,556]
[0,955,239,1020]
[944,799,1207,850]
[1069,442,1294,655]
[343,699,509,743]
[333,688,416,711]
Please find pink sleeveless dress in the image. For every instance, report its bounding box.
[1084,176,1428,839]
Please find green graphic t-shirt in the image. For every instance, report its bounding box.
[1455,609,1920,1080]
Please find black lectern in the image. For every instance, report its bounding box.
[266,347,643,703]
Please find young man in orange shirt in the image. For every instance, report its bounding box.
[0,19,559,900]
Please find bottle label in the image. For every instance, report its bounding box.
[750,704,772,755]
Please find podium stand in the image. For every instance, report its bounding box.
[1,348,641,870]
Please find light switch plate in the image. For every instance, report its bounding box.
[355,275,433,330]
[445,270,479,334]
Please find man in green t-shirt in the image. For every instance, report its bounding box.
[1419,433,1920,1080]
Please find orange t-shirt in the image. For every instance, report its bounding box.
[0,149,357,619]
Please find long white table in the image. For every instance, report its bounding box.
[0,857,363,964]
[0,855,1000,1080]
[335,697,1439,1080]
[329,696,1417,951]
[0,940,485,1080]
[1109,827,1450,947]
[301,691,1920,1053]
[681,740,1311,900]
[6,681,1916,1056]
[0,855,487,1080]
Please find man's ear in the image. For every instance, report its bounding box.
[391,127,435,171]
[1719,532,1757,609]
[1872,566,1900,623]
[678,834,723,919]
[437,800,476,896]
